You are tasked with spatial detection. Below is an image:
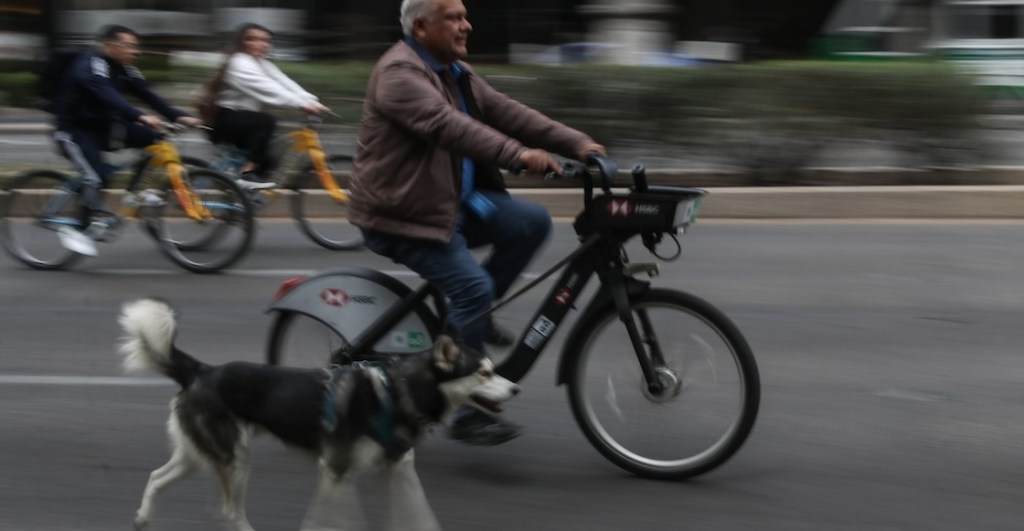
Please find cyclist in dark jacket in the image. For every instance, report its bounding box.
[52,24,201,256]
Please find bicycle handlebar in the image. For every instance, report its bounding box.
[509,152,621,191]
[151,122,199,140]
[301,111,342,125]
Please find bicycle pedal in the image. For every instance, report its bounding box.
[623,263,660,278]
[86,216,123,243]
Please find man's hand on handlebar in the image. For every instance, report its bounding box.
[175,116,203,128]
[577,142,607,162]
[517,148,562,175]
[302,102,331,116]
[138,114,164,130]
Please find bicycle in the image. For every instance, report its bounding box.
[201,113,362,251]
[262,154,760,480]
[0,124,255,273]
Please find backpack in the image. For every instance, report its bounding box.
[35,46,88,113]
[194,56,232,124]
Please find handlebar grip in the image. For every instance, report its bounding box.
[509,161,527,175]
[582,153,618,192]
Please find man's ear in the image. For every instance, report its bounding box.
[433,335,460,372]
[412,17,428,40]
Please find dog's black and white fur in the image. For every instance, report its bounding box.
[118,297,519,531]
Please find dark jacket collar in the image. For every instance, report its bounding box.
[403,37,466,79]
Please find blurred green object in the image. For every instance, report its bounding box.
[0,58,991,182]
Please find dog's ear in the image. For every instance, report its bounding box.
[433,335,460,372]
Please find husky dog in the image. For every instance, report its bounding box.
[118,297,519,531]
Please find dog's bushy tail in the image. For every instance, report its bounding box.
[118,298,203,388]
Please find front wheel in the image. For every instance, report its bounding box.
[127,155,211,244]
[0,170,85,270]
[290,154,363,251]
[144,169,256,273]
[565,289,760,480]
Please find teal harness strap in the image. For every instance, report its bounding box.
[321,364,347,433]
[321,363,412,459]
[368,367,412,459]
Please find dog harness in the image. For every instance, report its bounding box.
[322,363,413,459]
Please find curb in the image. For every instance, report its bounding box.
[517,186,1024,219]
[4,185,1024,220]
[0,123,50,133]
[74,186,1024,219]
[4,112,1024,219]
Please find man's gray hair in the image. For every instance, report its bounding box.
[400,0,435,36]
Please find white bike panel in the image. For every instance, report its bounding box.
[271,274,435,354]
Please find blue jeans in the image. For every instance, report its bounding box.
[362,190,552,352]
[54,122,159,221]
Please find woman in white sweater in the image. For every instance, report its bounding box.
[211,23,328,183]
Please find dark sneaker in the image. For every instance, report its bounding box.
[484,321,516,347]
[448,407,522,446]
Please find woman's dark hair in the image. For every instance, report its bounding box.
[97,24,139,43]
[228,23,274,53]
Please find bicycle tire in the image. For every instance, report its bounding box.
[565,289,760,480]
[145,168,256,273]
[290,154,363,251]
[267,272,443,367]
[127,155,218,247]
[0,170,85,270]
[266,311,350,368]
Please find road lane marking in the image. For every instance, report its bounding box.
[0,375,171,386]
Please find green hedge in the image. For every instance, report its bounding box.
[0,59,989,183]
[480,61,989,183]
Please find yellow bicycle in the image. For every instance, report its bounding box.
[207,113,362,250]
[0,124,255,273]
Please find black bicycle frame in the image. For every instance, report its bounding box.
[336,227,663,391]
[336,157,691,389]
[493,231,660,388]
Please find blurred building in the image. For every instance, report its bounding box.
[817,0,1024,88]
[0,0,46,59]
[0,0,844,62]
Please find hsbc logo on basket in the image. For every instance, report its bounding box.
[606,200,660,217]
[607,199,633,217]
[321,289,377,307]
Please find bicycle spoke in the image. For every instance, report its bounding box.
[146,169,255,273]
[0,171,85,270]
[567,290,759,479]
[291,154,363,250]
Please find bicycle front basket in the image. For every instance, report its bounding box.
[587,186,706,232]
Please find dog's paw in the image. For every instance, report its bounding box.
[133,514,150,530]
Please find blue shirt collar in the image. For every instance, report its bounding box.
[403,36,465,79]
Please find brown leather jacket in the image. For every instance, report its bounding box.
[349,40,595,242]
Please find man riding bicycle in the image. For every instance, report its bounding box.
[52,24,202,257]
[349,0,605,445]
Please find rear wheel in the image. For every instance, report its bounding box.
[266,271,444,367]
[142,169,256,273]
[290,154,363,251]
[266,311,350,368]
[565,289,760,480]
[0,170,85,270]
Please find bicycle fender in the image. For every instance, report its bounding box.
[267,267,439,353]
[556,277,650,385]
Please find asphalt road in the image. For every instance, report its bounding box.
[2,220,1024,530]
